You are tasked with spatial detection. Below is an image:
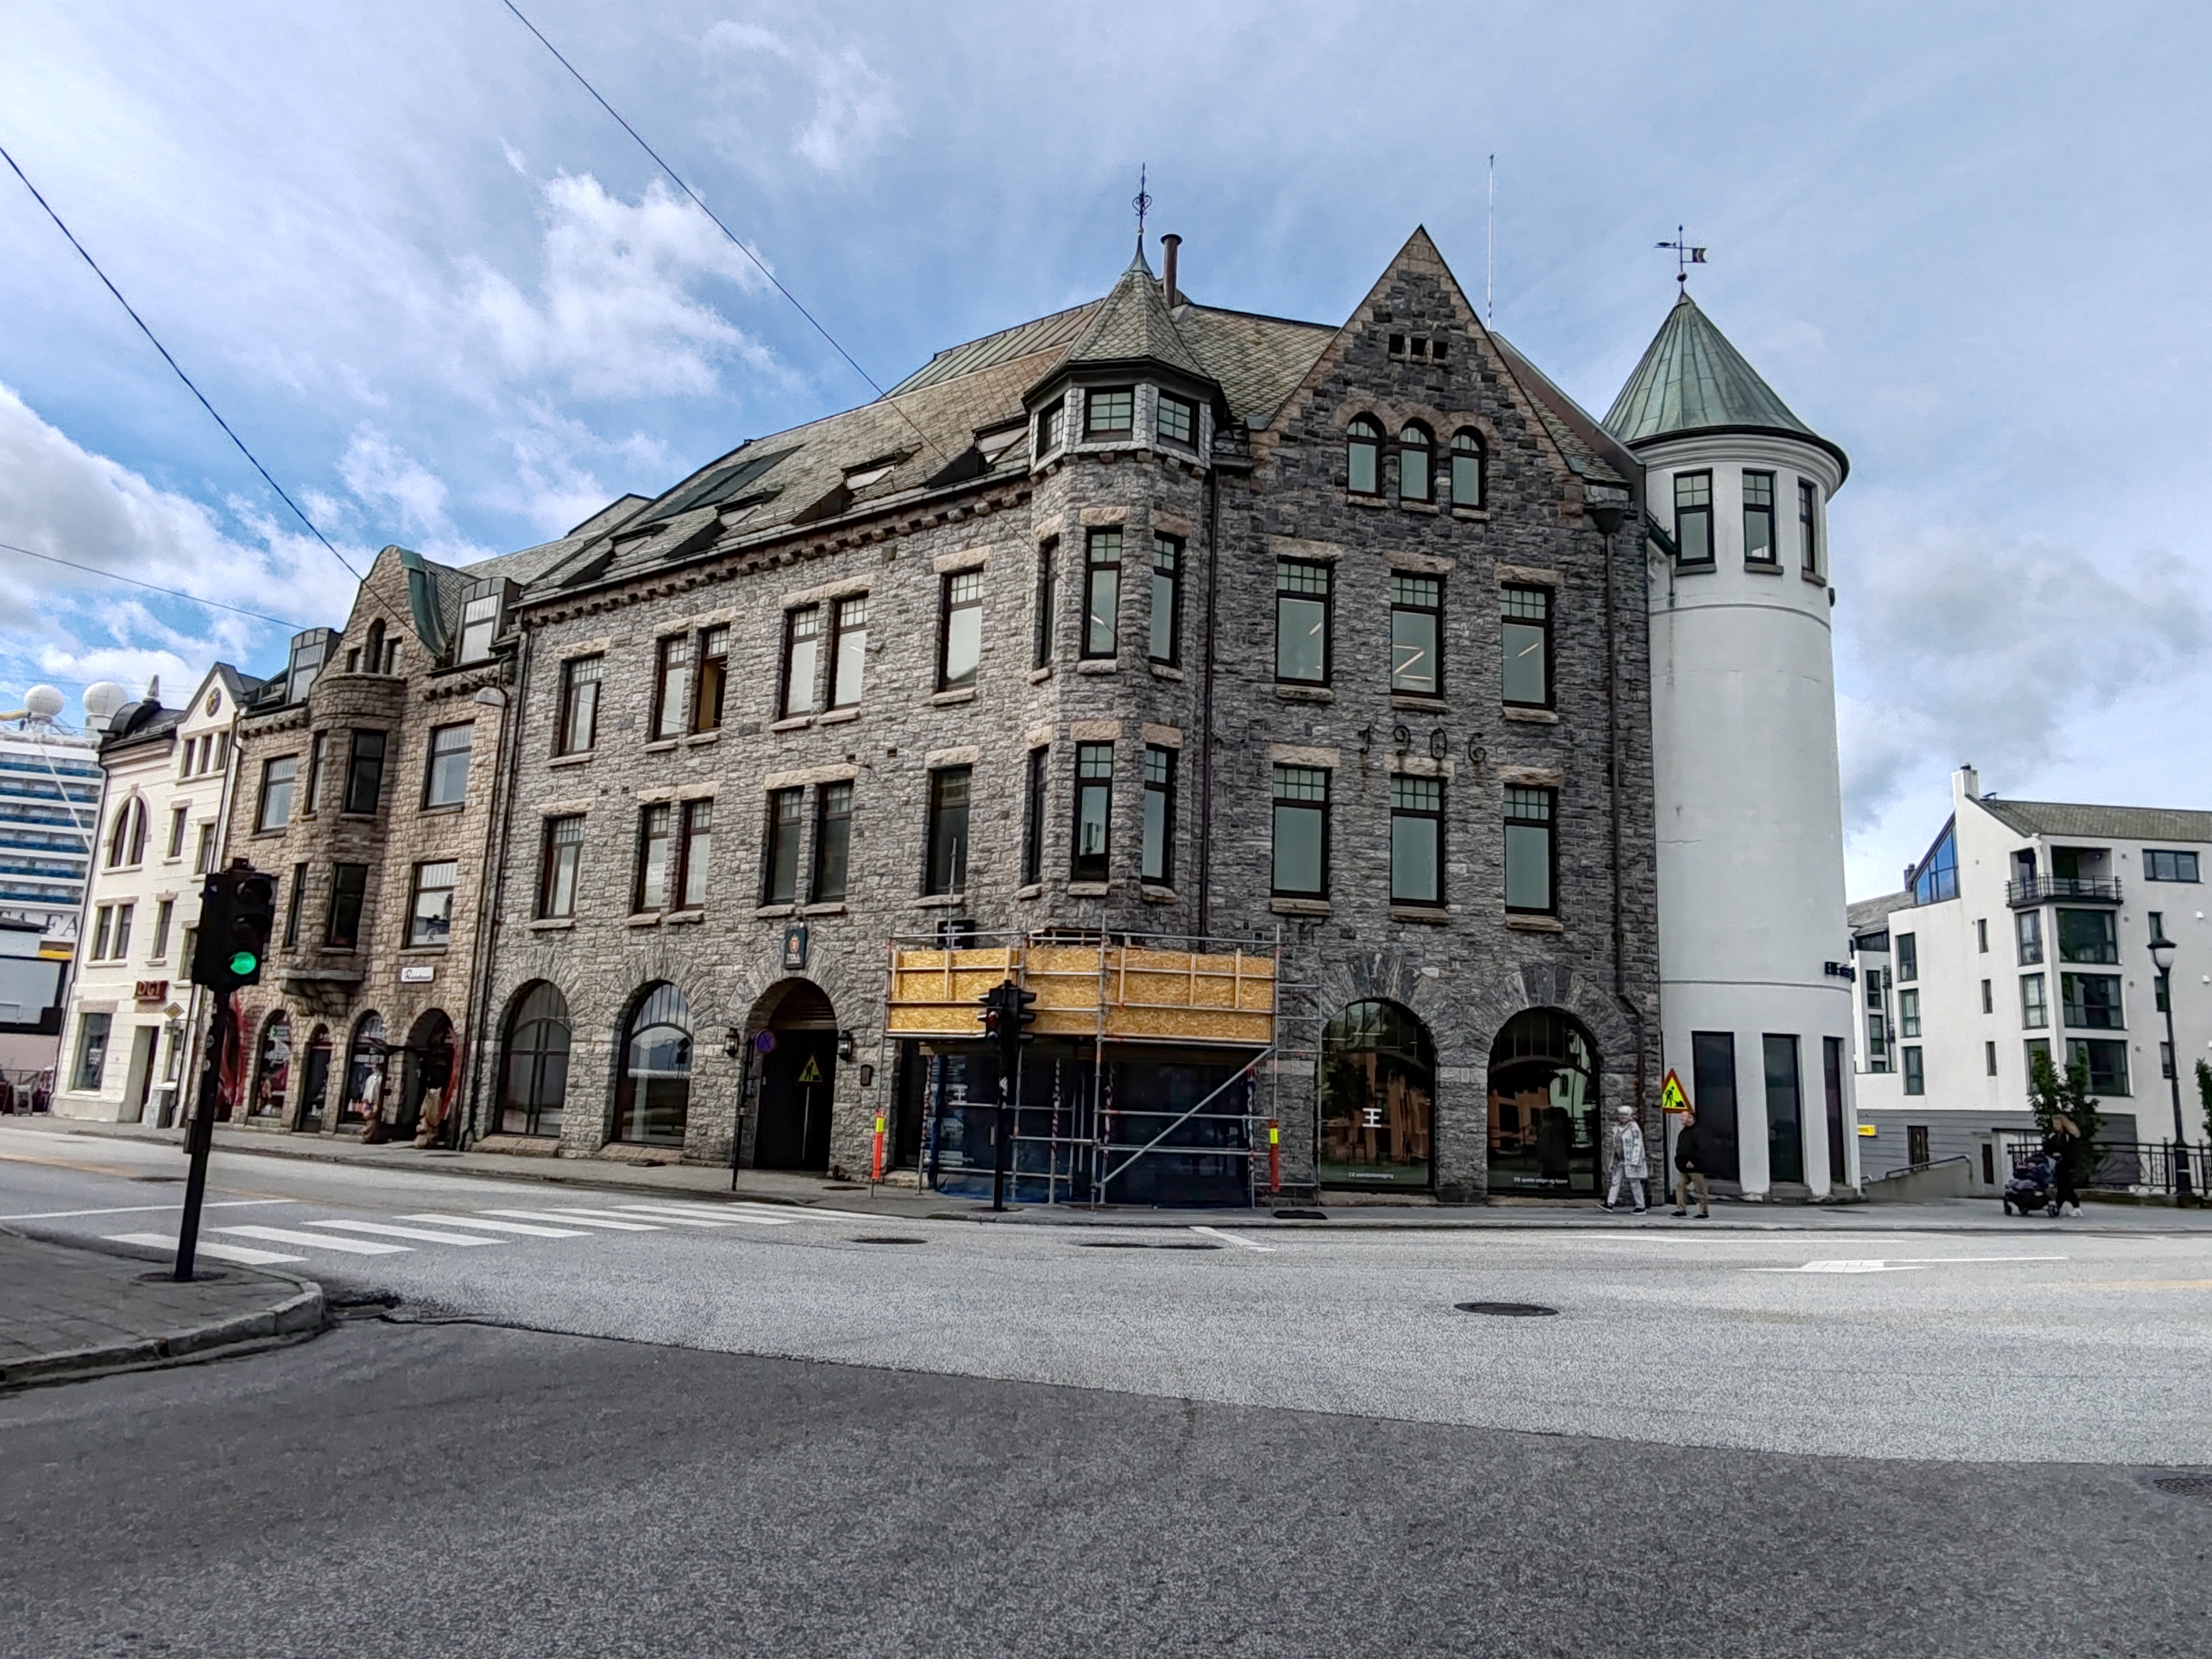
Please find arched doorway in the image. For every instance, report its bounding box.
[751,979,836,1172]
[296,1025,332,1132]
[1318,1001,1435,1190]
[248,1011,291,1120]
[1486,1010,1601,1197]
[500,983,570,1138]
[342,1012,385,1127]
[397,1009,455,1141]
[614,983,691,1146]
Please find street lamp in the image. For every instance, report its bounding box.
[2149,927,2192,1204]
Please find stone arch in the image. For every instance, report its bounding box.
[743,977,840,1173]
[497,980,571,1139]
[1485,1006,1605,1199]
[1317,999,1437,1191]
[609,980,692,1149]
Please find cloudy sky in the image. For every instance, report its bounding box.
[1,1,2206,897]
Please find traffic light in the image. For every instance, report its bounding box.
[999,983,1037,1074]
[190,862,276,994]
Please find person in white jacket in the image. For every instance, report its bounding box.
[1601,1103,1651,1214]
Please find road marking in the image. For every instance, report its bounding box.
[1190,1226,1275,1252]
[103,1231,305,1265]
[0,1198,296,1223]
[2059,1278,2212,1290]
[612,1203,795,1227]
[554,1206,737,1229]
[215,1225,410,1256]
[1751,1255,2068,1274]
[480,1208,661,1232]
[305,1219,507,1246]
[395,1214,593,1239]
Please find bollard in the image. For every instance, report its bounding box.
[1268,1119,1281,1194]
[870,1114,886,1184]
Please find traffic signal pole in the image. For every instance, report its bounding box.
[174,985,231,1282]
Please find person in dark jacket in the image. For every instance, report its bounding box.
[2044,1114,2084,1218]
[1671,1110,1710,1218]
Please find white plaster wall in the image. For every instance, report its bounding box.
[1644,431,1855,1194]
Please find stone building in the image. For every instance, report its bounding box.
[52,666,259,1126]
[472,229,1663,1203]
[220,519,636,1139]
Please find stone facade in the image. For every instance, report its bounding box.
[471,230,1662,1202]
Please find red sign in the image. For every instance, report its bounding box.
[135,979,169,1003]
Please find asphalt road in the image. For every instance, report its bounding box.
[5,1128,2211,1656]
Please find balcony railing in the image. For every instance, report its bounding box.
[2006,875,2122,907]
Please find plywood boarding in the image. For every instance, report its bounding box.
[885,943,1274,1047]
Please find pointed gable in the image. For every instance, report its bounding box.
[1604,292,1846,475]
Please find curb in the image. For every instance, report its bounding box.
[0,1265,326,1394]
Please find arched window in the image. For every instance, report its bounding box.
[1449,430,1484,509]
[1318,1000,1435,1189]
[1397,424,1433,502]
[364,620,386,675]
[342,1011,385,1124]
[107,797,146,868]
[249,1011,291,1118]
[298,1024,332,1131]
[614,982,691,1145]
[1346,416,1383,495]
[500,982,572,1138]
[1486,1009,1601,1197]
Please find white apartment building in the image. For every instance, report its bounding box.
[1848,765,2206,1191]
[53,666,260,1125]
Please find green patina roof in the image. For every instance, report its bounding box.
[1604,292,1845,476]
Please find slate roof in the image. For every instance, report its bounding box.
[1604,292,1846,477]
[1848,890,1915,935]
[1054,249,1209,382]
[1170,303,1335,428]
[1978,797,2212,845]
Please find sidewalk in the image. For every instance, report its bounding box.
[0,1227,324,1391]
[17,1115,2212,1234]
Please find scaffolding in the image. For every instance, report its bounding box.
[885,928,1289,1207]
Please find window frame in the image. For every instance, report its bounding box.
[1347,416,1383,496]
[2021,972,2048,1029]
[693,625,731,733]
[674,797,712,911]
[1448,430,1484,509]
[325,862,368,950]
[256,757,297,832]
[937,570,984,690]
[1902,1046,1925,1095]
[556,655,603,755]
[1274,559,1333,686]
[812,781,853,902]
[1270,764,1331,899]
[2145,848,2201,883]
[1155,391,1197,449]
[1021,747,1048,888]
[827,599,867,709]
[1148,535,1182,667]
[2059,971,2124,1031]
[1032,539,1057,669]
[1389,773,1444,908]
[1673,470,1714,567]
[1141,745,1176,888]
[280,868,304,949]
[1081,529,1123,660]
[1501,585,1553,709]
[1742,469,1777,566]
[342,730,386,816]
[924,765,972,896]
[780,607,821,719]
[1397,423,1434,503]
[1503,786,1557,916]
[539,815,583,920]
[1071,742,1114,881]
[651,634,691,740]
[1083,385,1135,440]
[420,722,473,810]
[167,804,189,860]
[406,859,458,949]
[761,788,803,906]
[1036,398,1063,457]
[1389,573,1443,700]
[633,804,674,914]
[1798,479,1819,577]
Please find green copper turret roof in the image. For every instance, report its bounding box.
[1604,291,1846,478]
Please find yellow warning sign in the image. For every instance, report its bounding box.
[1660,1069,1691,1114]
[798,1056,822,1083]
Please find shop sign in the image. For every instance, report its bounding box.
[134,979,169,1004]
[400,964,435,984]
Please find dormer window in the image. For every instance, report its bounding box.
[843,455,901,489]
[978,426,1027,463]
[1084,387,1135,438]
[1156,392,1196,448]
[457,580,513,665]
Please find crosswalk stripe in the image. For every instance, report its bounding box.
[551,1206,736,1229]
[215,1225,411,1256]
[394,1214,593,1239]
[103,1231,306,1265]
[305,1220,507,1246]
[615,1203,796,1227]
[479,1208,661,1232]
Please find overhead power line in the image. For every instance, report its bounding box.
[0,142,363,582]
[500,1,947,462]
[0,540,309,630]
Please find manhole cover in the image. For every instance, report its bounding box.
[129,1175,184,1183]
[2150,1473,2212,1500]
[848,1235,928,1246]
[1077,1238,1221,1251]
[1273,1208,1327,1220]
[1455,1301,1559,1317]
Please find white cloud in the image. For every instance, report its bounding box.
[702,20,900,175]
[463,170,774,400]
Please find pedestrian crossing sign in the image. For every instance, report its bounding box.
[797,1056,822,1083]
[1660,1070,1691,1114]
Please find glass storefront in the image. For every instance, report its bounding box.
[1486,1010,1601,1197]
[1318,1001,1435,1190]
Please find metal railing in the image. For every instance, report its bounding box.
[2006,875,2122,906]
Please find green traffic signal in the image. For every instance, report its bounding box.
[228,951,259,977]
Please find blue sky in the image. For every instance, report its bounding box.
[2,0,2208,898]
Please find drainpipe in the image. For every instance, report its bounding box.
[1196,460,1220,935]
[460,634,529,1149]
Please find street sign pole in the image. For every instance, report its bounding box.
[174,985,231,1282]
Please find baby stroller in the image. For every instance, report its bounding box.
[2003,1152,2059,1217]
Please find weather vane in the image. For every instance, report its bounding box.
[1655,226,1707,287]
[1133,164,1151,249]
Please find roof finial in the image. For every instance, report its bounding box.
[1655,225,1707,290]
[1133,164,1151,252]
